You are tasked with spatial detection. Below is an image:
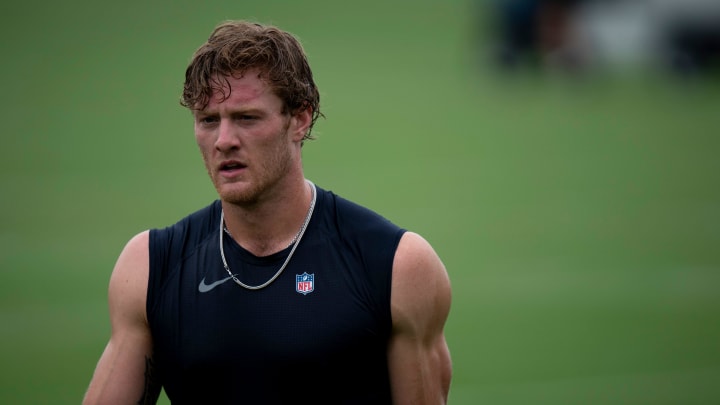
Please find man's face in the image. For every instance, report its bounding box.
[192,70,305,205]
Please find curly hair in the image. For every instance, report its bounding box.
[181,21,322,140]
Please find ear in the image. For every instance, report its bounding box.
[289,105,312,142]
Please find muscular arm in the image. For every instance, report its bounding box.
[388,232,452,404]
[83,231,161,405]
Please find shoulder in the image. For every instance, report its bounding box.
[112,201,218,321]
[149,201,220,262]
[109,231,151,325]
[113,231,150,281]
[319,187,404,237]
[318,187,405,266]
[151,200,220,240]
[391,232,451,332]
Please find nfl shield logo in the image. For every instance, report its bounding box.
[296,272,314,295]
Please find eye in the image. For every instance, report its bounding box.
[197,115,219,126]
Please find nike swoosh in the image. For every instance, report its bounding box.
[198,275,234,293]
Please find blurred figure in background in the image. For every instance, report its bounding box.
[486,0,588,72]
[481,0,720,78]
[653,0,720,76]
[487,0,539,68]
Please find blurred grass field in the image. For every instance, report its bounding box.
[1,0,720,404]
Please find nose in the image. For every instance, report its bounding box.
[214,119,240,152]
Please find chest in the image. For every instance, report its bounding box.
[149,236,391,374]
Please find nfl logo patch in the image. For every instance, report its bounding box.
[296,272,314,295]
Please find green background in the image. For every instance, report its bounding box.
[1,0,719,403]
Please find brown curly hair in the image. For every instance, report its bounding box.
[181,21,322,141]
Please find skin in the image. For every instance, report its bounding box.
[83,70,452,404]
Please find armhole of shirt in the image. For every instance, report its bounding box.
[146,227,167,325]
[382,227,406,331]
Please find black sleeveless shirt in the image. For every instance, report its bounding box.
[147,185,405,404]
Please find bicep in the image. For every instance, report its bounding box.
[388,232,452,405]
[84,231,160,405]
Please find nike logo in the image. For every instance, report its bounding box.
[198,275,235,293]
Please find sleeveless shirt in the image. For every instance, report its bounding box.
[147,185,405,404]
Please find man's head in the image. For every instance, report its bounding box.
[181,21,321,141]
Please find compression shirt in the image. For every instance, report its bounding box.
[147,185,405,404]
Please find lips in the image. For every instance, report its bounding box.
[219,160,247,176]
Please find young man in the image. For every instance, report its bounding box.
[84,20,451,404]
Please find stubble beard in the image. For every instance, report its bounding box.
[204,137,295,207]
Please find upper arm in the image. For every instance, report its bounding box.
[388,232,452,405]
[84,231,160,405]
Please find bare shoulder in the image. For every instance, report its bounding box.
[393,231,447,275]
[108,231,151,325]
[391,231,451,333]
[111,231,150,287]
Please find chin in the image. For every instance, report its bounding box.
[216,183,259,205]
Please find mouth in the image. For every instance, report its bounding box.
[219,160,247,176]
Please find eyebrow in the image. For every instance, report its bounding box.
[193,107,268,117]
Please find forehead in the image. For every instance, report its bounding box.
[202,71,282,111]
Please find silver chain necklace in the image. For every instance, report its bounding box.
[219,180,316,290]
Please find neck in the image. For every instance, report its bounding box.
[221,178,313,256]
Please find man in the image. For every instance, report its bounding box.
[84,20,451,404]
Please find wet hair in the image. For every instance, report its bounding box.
[181,20,322,140]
